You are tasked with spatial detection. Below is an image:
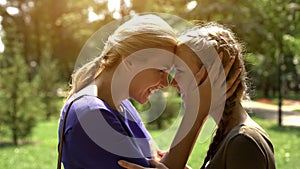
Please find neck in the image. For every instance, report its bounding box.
[95,68,127,111]
[223,102,248,133]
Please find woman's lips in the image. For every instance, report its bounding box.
[148,87,159,94]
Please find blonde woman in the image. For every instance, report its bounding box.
[58,14,178,169]
[118,23,275,169]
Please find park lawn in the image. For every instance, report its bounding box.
[0,121,59,169]
[0,116,299,169]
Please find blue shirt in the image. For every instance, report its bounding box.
[58,95,152,169]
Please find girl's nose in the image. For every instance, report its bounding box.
[170,78,179,88]
[160,72,169,88]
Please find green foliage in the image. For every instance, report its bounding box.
[132,87,182,129]
[0,0,300,149]
[32,54,62,120]
[146,95,181,129]
[0,53,41,145]
[1,0,300,101]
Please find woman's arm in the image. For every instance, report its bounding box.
[119,159,168,169]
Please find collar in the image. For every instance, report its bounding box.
[73,84,98,99]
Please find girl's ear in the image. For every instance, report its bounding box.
[196,66,208,86]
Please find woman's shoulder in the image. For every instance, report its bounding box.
[60,95,114,123]
[72,95,111,112]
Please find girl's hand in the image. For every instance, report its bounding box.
[195,52,240,99]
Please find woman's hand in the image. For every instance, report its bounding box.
[222,53,241,98]
[118,159,168,169]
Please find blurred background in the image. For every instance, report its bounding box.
[0,0,299,168]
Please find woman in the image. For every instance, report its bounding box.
[58,14,178,169]
[118,23,275,169]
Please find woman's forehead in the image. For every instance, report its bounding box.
[125,48,175,70]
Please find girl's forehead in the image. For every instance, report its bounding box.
[175,44,201,65]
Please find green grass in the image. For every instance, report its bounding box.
[0,116,299,169]
[255,117,300,169]
[0,120,59,169]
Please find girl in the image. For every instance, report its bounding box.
[118,22,275,169]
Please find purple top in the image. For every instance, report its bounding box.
[58,95,152,169]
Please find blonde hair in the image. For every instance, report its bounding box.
[179,22,247,168]
[67,14,178,99]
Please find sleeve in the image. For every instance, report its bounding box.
[63,108,150,169]
[225,134,267,169]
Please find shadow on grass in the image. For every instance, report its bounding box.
[268,125,300,136]
[0,141,39,148]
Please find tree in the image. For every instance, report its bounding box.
[0,52,41,145]
[33,54,62,120]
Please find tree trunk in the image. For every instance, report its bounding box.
[11,77,19,145]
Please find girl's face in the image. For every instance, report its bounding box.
[171,43,202,94]
[129,69,169,104]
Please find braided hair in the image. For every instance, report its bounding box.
[200,23,247,168]
[180,22,248,169]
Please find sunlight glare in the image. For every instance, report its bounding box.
[112,11,121,19]
[124,0,132,8]
[88,7,105,22]
[6,7,19,15]
[0,16,3,53]
[0,39,4,53]
[108,0,120,12]
[0,0,7,6]
[187,1,197,11]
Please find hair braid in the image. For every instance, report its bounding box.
[199,23,246,168]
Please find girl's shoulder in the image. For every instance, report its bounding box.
[225,123,274,155]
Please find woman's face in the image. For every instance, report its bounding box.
[127,47,174,104]
[129,69,169,104]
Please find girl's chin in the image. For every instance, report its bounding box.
[134,96,149,105]
[133,91,151,104]
[140,96,150,104]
